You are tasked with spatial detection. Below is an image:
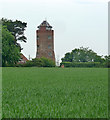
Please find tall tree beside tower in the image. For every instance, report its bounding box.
[2,26,20,66]
[1,18,27,66]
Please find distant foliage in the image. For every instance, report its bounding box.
[1,18,27,66]
[17,57,55,67]
[61,47,109,68]
[2,26,20,66]
[2,18,27,42]
[62,47,104,63]
[60,62,106,68]
[0,21,2,67]
[1,18,27,51]
[104,55,110,67]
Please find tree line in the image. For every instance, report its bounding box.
[61,47,110,67]
[1,18,109,67]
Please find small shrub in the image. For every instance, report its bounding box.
[17,57,55,67]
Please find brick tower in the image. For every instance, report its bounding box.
[36,20,55,62]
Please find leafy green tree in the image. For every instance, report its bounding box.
[104,55,110,67]
[104,55,110,62]
[62,47,104,63]
[2,26,20,66]
[0,21,2,66]
[61,52,72,62]
[1,18,27,50]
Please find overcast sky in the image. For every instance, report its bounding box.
[0,0,109,62]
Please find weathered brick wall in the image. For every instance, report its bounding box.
[36,26,55,62]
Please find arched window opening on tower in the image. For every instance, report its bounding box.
[37,45,39,48]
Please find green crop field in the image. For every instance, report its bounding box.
[2,67,108,118]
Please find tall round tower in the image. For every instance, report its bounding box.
[36,20,55,62]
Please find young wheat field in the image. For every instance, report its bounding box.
[2,67,108,118]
